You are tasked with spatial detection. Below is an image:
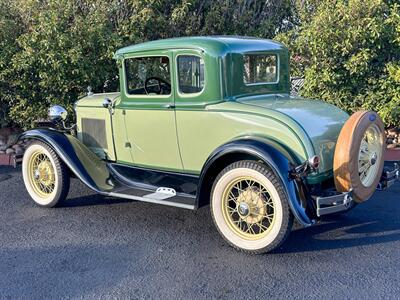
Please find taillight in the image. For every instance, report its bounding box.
[308,155,320,169]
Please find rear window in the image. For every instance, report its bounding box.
[177,55,205,94]
[243,54,277,85]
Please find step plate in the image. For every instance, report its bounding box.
[143,187,177,200]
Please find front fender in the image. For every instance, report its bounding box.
[20,128,113,193]
[199,138,314,226]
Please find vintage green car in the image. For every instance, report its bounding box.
[17,37,398,253]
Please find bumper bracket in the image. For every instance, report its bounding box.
[315,190,353,217]
[377,163,400,191]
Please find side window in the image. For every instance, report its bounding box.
[243,54,277,84]
[177,55,205,94]
[125,56,171,95]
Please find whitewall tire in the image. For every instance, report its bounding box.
[211,160,293,254]
[22,141,70,207]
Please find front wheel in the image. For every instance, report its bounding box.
[22,141,70,207]
[210,160,293,254]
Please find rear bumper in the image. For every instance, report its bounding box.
[377,163,400,191]
[315,190,353,217]
[314,162,400,217]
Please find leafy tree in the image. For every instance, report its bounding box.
[0,0,24,127]
[277,0,400,126]
[0,0,297,128]
[119,0,296,41]
[6,0,122,128]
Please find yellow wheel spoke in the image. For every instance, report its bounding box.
[227,207,236,216]
[258,223,270,232]
[247,223,256,235]
[28,150,56,197]
[222,176,275,240]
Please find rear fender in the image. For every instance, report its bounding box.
[198,138,314,226]
[20,128,113,193]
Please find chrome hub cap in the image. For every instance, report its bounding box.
[238,202,250,217]
[370,152,377,166]
[34,169,40,180]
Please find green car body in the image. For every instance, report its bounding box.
[19,36,397,253]
[75,36,348,185]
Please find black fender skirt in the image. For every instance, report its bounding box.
[199,138,314,226]
[20,128,113,193]
[19,128,197,209]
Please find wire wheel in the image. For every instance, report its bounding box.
[358,124,383,187]
[211,160,293,254]
[22,141,70,207]
[222,177,275,240]
[27,151,56,197]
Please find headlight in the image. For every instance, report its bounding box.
[48,105,68,122]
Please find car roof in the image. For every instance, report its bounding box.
[114,36,287,58]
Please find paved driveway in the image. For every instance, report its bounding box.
[0,165,399,299]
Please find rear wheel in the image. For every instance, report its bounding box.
[210,160,293,254]
[22,141,70,207]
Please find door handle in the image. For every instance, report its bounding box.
[165,104,175,109]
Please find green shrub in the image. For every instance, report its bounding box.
[277,0,400,126]
[0,1,24,127]
[0,0,296,129]
[6,0,122,128]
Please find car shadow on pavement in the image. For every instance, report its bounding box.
[277,216,400,254]
[61,190,400,255]
[276,186,400,254]
[58,194,134,207]
[53,175,400,255]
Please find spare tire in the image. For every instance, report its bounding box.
[333,110,385,203]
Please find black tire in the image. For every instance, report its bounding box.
[22,141,70,207]
[210,160,293,254]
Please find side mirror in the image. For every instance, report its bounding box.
[48,105,68,122]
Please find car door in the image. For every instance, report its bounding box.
[114,50,183,171]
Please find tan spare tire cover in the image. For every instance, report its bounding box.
[333,110,385,203]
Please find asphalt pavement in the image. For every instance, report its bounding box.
[0,165,399,299]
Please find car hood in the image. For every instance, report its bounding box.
[75,92,120,108]
[238,95,349,175]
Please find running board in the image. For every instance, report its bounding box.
[104,188,195,210]
[104,163,198,210]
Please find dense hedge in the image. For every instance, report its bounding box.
[0,0,399,128]
[277,0,400,126]
[0,0,296,128]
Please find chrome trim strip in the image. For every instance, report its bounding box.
[105,192,195,210]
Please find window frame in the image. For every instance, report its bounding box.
[123,54,173,99]
[242,53,280,86]
[175,53,206,98]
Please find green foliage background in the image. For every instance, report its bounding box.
[0,0,399,128]
[277,0,400,126]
